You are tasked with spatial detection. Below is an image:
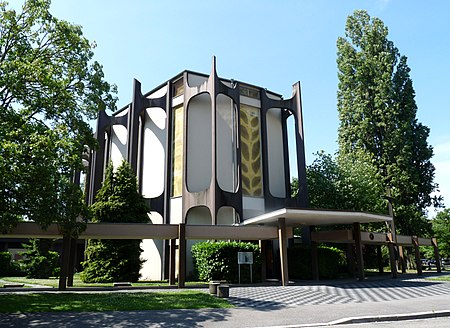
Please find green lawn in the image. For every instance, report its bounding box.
[0,291,233,313]
[426,275,450,282]
[0,275,204,288]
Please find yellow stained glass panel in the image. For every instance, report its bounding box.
[171,105,183,197]
[240,104,262,197]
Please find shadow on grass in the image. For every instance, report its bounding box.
[0,308,233,328]
[0,291,232,313]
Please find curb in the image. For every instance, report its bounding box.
[326,310,450,326]
[252,310,450,328]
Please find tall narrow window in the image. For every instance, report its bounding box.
[172,78,184,97]
[171,105,183,197]
[240,104,263,196]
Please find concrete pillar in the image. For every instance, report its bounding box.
[388,243,398,278]
[311,242,319,280]
[346,243,356,277]
[432,238,441,273]
[259,240,267,282]
[377,245,384,274]
[398,246,406,274]
[169,238,176,285]
[310,226,319,280]
[412,236,422,276]
[178,224,186,288]
[278,218,289,286]
[353,222,365,281]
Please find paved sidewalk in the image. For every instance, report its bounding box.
[1,273,450,327]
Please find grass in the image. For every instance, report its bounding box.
[1,275,112,288]
[426,275,450,282]
[0,291,233,313]
[0,274,205,288]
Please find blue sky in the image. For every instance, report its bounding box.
[30,0,450,215]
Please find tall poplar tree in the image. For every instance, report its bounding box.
[336,10,441,235]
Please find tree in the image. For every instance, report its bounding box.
[301,151,386,231]
[336,10,441,236]
[431,209,450,258]
[21,239,60,278]
[81,161,149,283]
[0,0,117,234]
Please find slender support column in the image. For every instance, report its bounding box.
[169,238,176,285]
[67,238,77,287]
[310,226,319,280]
[311,242,319,280]
[353,222,365,281]
[259,240,267,283]
[432,238,441,273]
[388,242,398,278]
[278,218,289,286]
[377,245,384,274]
[412,236,422,276]
[346,243,356,277]
[178,224,186,288]
[398,246,406,273]
[58,234,71,290]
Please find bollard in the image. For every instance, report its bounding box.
[209,281,220,295]
[217,284,229,298]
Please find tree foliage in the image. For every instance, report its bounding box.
[191,241,261,283]
[0,0,117,234]
[81,161,149,283]
[336,10,440,235]
[21,239,60,278]
[305,151,386,214]
[431,209,450,258]
[288,245,346,280]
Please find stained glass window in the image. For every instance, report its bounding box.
[240,104,263,196]
[171,105,183,197]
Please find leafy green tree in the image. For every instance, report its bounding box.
[431,209,450,258]
[0,0,117,234]
[303,151,385,215]
[305,151,344,210]
[81,161,149,283]
[21,239,60,278]
[336,10,440,236]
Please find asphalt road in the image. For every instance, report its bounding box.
[1,273,450,327]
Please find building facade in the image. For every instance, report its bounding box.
[87,58,309,280]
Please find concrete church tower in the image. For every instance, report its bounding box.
[87,58,309,280]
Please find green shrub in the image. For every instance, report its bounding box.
[81,239,143,283]
[0,252,12,276]
[81,161,149,283]
[0,252,26,277]
[21,239,60,278]
[288,245,346,279]
[191,241,261,283]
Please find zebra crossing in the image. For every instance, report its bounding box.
[227,276,450,308]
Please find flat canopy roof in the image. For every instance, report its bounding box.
[242,208,392,227]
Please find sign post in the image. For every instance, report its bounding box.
[238,252,253,284]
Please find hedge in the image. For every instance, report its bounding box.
[0,252,25,277]
[288,245,346,279]
[0,252,12,276]
[191,241,261,283]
